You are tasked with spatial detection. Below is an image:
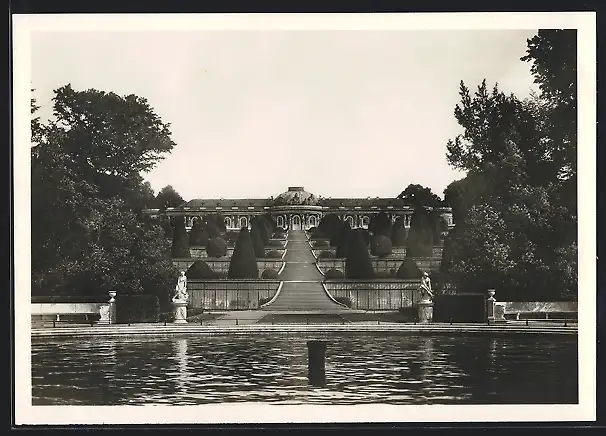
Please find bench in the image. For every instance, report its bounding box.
[31,302,112,326]
[497,301,577,322]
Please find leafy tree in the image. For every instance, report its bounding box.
[155,185,185,211]
[345,229,375,279]
[397,184,443,208]
[31,85,178,299]
[170,216,190,258]
[443,30,577,300]
[228,228,259,278]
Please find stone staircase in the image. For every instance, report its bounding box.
[262,231,347,311]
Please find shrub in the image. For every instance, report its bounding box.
[396,258,422,279]
[334,296,352,307]
[374,271,392,278]
[226,230,239,243]
[263,213,278,233]
[265,250,282,259]
[313,240,329,247]
[391,224,408,247]
[324,268,345,279]
[250,221,266,258]
[228,228,259,279]
[318,250,335,259]
[206,237,228,258]
[170,216,190,258]
[318,214,342,241]
[261,268,279,279]
[370,235,393,258]
[204,216,222,238]
[406,206,435,257]
[186,260,217,279]
[369,211,392,237]
[189,219,209,246]
[345,229,374,279]
[307,226,319,235]
[269,239,285,247]
[115,295,160,324]
[334,221,351,256]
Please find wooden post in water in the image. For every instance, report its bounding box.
[307,341,326,386]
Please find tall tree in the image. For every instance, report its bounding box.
[442,30,577,300]
[397,184,443,208]
[31,85,178,298]
[155,185,185,211]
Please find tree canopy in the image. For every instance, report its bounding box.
[441,30,577,301]
[31,85,178,301]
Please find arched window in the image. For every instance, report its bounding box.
[346,216,354,227]
[239,217,248,228]
[308,215,317,227]
[361,216,370,228]
[224,217,233,229]
[277,216,284,228]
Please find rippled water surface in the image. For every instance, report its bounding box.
[31,333,578,405]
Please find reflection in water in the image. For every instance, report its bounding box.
[31,333,578,405]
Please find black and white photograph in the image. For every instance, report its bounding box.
[13,12,596,425]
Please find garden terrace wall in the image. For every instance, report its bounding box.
[268,239,288,247]
[316,258,440,275]
[187,280,280,310]
[172,259,285,276]
[311,248,337,259]
[189,246,235,259]
[324,279,422,310]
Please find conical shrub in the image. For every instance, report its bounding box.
[250,220,266,258]
[228,228,259,278]
[345,229,375,279]
[170,216,190,258]
[189,219,209,246]
[186,260,216,279]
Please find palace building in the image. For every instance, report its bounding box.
[147,186,454,233]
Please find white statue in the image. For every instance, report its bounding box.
[419,271,434,302]
[173,271,188,302]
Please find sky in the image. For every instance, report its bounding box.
[31,29,539,201]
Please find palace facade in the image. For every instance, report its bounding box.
[146,187,453,233]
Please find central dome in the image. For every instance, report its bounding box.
[273,186,318,206]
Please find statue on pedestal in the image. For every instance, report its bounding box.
[173,271,188,302]
[419,272,434,302]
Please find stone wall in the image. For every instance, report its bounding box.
[187,280,281,310]
[172,259,285,276]
[316,258,441,275]
[324,279,422,310]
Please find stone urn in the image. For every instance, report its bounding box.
[108,290,117,303]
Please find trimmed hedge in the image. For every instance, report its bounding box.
[204,216,222,238]
[189,219,209,246]
[345,230,374,279]
[265,250,282,259]
[313,240,329,248]
[115,294,160,324]
[206,237,228,258]
[250,220,266,258]
[324,268,345,279]
[334,222,351,256]
[228,228,259,279]
[391,224,408,247]
[396,258,422,279]
[170,216,190,258]
[370,235,393,258]
[269,239,285,247]
[261,268,279,279]
[186,260,217,279]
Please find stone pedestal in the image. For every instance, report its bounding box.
[172,300,188,324]
[417,299,434,324]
